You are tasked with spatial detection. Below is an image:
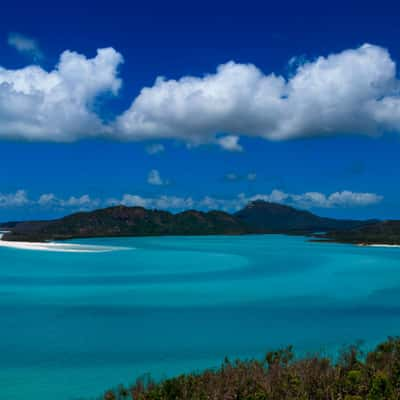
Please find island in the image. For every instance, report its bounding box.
[0,200,382,243]
[315,220,400,246]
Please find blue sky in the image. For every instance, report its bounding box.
[1,0,400,221]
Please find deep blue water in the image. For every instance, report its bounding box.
[1,235,400,399]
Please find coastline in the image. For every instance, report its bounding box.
[3,230,400,249]
[0,233,127,253]
[1,200,399,247]
[358,243,400,248]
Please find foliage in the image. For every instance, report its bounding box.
[2,200,375,243]
[102,337,400,400]
[2,206,249,241]
[322,220,400,245]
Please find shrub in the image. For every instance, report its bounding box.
[102,337,400,400]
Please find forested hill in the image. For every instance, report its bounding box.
[0,200,376,242]
[319,220,400,245]
[0,206,248,241]
[234,200,371,233]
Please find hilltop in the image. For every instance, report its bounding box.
[234,200,370,233]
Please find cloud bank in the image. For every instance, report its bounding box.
[116,44,400,146]
[1,43,400,147]
[0,189,382,212]
[251,190,383,209]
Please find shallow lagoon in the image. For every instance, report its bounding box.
[1,234,400,399]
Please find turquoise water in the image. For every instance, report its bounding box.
[1,235,400,399]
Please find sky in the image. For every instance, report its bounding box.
[1,0,400,221]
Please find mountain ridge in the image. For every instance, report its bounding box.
[0,200,377,242]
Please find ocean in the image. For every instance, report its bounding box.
[1,234,400,399]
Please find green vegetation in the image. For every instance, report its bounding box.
[1,201,373,242]
[1,206,249,242]
[101,337,400,400]
[234,200,369,234]
[318,221,400,245]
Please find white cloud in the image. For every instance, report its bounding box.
[217,135,243,151]
[38,193,100,209]
[251,189,289,204]
[115,44,400,146]
[0,189,383,212]
[109,192,243,212]
[38,193,56,206]
[147,169,169,185]
[107,189,382,212]
[0,47,123,141]
[0,190,29,208]
[317,190,382,208]
[7,33,43,61]
[197,193,248,211]
[110,194,148,208]
[195,190,382,211]
[252,190,383,209]
[2,43,400,146]
[110,194,194,210]
[63,195,99,208]
[146,143,165,154]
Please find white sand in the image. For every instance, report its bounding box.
[357,242,400,248]
[366,244,400,248]
[0,233,130,253]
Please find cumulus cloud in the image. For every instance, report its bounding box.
[107,189,382,212]
[110,194,194,210]
[115,44,400,145]
[38,193,100,209]
[217,135,243,151]
[147,169,169,185]
[108,193,240,211]
[237,190,382,210]
[0,190,29,208]
[2,43,400,146]
[258,190,383,209]
[37,193,56,206]
[146,143,165,154]
[0,189,383,212]
[0,47,123,141]
[64,195,98,208]
[7,32,43,61]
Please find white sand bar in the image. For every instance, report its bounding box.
[0,233,130,253]
[366,244,400,248]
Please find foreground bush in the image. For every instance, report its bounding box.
[103,337,400,400]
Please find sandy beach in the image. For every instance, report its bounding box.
[0,233,128,253]
[358,243,400,248]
